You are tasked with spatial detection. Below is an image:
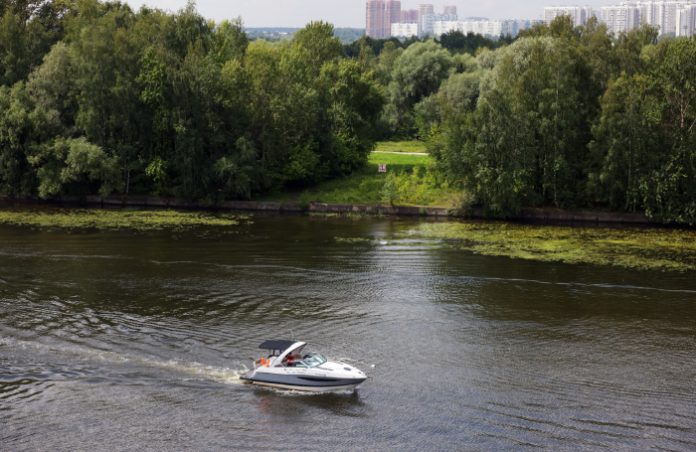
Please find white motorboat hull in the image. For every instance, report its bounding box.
[241,378,364,392]
[240,370,366,392]
[244,340,367,392]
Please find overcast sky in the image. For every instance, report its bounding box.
[124,1,614,28]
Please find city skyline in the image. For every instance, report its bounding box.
[124,0,618,28]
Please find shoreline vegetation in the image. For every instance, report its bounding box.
[405,222,696,273]
[0,141,656,225]
[1,1,694,226]
[0,207,693,272]
[0,208,244,231]
[260,145,464,207]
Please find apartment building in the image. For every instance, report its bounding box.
[366,0,402,39]
[600,4,642,34]
[676,3,696,34]
[543,6,596,26]
[392,22,419,37]
[401,9,419,23]
[545,1,696,36]
[432,18,536,39]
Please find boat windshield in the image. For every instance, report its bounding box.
[302,353,327,368]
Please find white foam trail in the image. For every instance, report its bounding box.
[142,359,247,385]
[0,335,247,385]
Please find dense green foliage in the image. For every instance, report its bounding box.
[0,0,383,201]
[437,30,508,54]
[263,149,460,207]
[1,3,694,224]
[427,18,696,224]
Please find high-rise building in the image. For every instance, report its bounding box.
[366,0,386,38]
[600,4,641,34]
[432,18,538,39]
[501,19,538,37]
[443,5,458,17]
[418,4,460,34]
[437,19,502,38]
[418,4,435,16]
[366,0,401,39]
[676,4,696,35]
[401,9,419,23]
[387,0,401,24]
[392,22,419,37]
[543,6,596,26]
[636,0,692,35]
[544,1,696,36]
[418,4,436,36]
[387,0,402,28]
[433,20,461,36]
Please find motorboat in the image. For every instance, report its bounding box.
[241,340,367,392]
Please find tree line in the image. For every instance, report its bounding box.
[1,2,695,224]
[0,0,382,201]
[391,19,695,225]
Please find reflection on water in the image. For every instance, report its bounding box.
[1,215,695,450]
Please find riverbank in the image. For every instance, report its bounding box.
[260,150,462,207]
[0,141,660,226]
[0,194,656,226]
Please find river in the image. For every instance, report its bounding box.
[1,215,695,450]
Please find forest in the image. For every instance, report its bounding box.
[1,1,695,224]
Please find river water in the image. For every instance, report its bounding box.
[1,215,695,450]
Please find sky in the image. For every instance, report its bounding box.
[123,1,615,28]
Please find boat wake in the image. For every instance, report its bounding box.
[0,335,248,386]
[144,359,248,385]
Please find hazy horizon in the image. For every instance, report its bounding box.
[124,1,615,28]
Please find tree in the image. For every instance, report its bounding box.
[292,21,343,73]
[435,36,591,215]
[415,54,481,137]
[0,0,72,86]
[641,37,696,223]
[0,83,35,195]
[29,137,119,198]
[590,74,661,211]
[590,36,696,224]
[437,30,499,54]
[613,24,658,76]
[385,40,453,135]
[27,42,77,133]
[320,58,384,175]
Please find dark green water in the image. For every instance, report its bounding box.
[1,215,695,450]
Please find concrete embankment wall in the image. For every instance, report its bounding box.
[0,195,657,226]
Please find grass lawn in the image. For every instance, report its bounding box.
[260,145,460,207]
[369,151,433,167]
[374,140,428,154]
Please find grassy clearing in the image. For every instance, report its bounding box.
[262,150,459,207]
[0,208,243,231]
[375,141,428,154]
[405,221,696,272]
[369,152,433,167]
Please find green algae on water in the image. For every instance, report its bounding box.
[0,209,244,232]
[405,222,696,272]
